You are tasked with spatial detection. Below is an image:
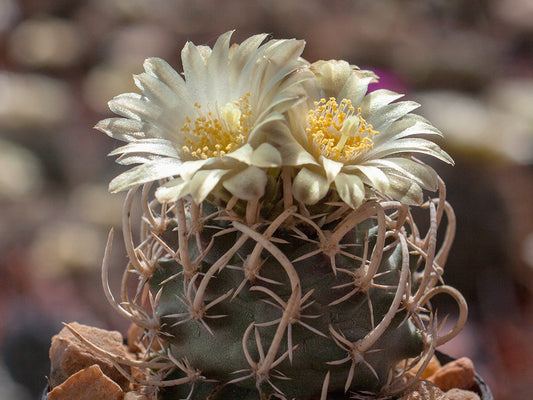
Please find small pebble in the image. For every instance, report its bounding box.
[47,364,123,400]
[428,357,475,392]
[0,72,72,130]
[124,391,148,400]
[8,17,85,68]
[407,355,442,380]
[48,322,130,391]
[398,380,447,400]
[446,388,481,400]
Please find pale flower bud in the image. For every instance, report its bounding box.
[311,59,353,96]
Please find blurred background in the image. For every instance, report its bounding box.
[0,0,532,399]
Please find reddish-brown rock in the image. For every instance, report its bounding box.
[428,357,476,392]
[47,364,124,400]
[407,355,442,380]
[49,322,130,391]
[398,380,448,399]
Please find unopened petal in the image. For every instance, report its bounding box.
[334,173,365,209]
[222,166,267,200]
[292,167,329,205]
[251,143,282,168]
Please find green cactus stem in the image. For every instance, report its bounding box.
[98,177,467,400]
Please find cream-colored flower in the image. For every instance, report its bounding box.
[96,31,308,203]
[275,60,453,209]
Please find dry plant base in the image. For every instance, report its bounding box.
[79,178,468,400]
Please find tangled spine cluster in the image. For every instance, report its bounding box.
[94,175,466,400]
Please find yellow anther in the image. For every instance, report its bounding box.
[180,95,251,160]
[305,97,379,162]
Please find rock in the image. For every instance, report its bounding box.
[427,357,475,392]
[0,139,43,200]
[126,323,143,354]
[487,78,533,124]
[0,0,19,33]
[407,355,442,380]
[83,64,139,113]
[69,184,125,228]
[30,222,105,277]
[0,73,72,130]
[8,17,85,69]
[446,388,481,400]
[47,364,124,400]
[49,322,130,391]
[398,380,447,399]
[105,24,172,68]
[421,356,443,380]
[124,391,148,400]
[493,0,533,31]
[414,90,533,164]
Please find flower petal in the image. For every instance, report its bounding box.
[251,143,282,168]
[360,89,404,116]
[334,173,365,209]
[361,138,453,164]
[338,74,374,106]
[109,158,184,193]
[267,122,319,166]
[207,31,232,79]
[320,156,343,183]
[388,157,438,191]
[222,166,267,200]
[109,139,180,159]
[345,165,390,193]
[143,57,189,100]
[180,159,209,181]
[386,173,423,205]
[376,115,442,143]
[181,40,209,101]
[278,141,319,166]
[366,101,420,130]
[292,167,329,205]
[248,111,286,144]
[134,72,181,108]
[108,93,161,122]
[115,154,158,166]
[311,60,354,98]
[95,118,147,142]
[188,169,228,203]
[226,143,253,164]
[155,177,189,203]
[229,34,268,77]
[367,157,438,191]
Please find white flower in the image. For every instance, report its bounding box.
[96,31,308,203]
[274,60,453,209]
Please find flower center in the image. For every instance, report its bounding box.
[180,94,252,160]
[306,98,378,162]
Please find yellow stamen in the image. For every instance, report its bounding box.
[306,98,378,162]
[180,94,251,160]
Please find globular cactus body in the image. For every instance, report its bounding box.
[105,186,465,400]
[151,222,419,398]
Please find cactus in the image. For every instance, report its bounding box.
[100,177,466,400]
[96,32,468,400]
